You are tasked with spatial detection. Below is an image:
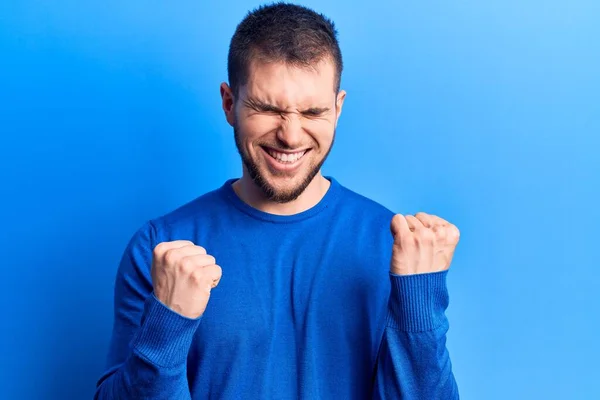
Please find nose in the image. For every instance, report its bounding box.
[276,114,303,150]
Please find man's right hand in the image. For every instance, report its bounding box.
[151,240,222,319]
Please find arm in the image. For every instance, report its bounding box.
[372,270,459,399]
[94,222,201,400]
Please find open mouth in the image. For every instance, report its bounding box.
[261,146,310,166]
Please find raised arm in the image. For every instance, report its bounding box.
[372,271,458,399]
[372,213,460,399]
[95,223,221,399]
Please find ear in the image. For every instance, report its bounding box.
[220,82,236,127]
[334,89,347,126]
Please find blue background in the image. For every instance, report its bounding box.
[1,1,598,399]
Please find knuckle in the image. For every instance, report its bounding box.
[191,270,211,287]
[207,264,222,280]
[435,231,446,242]
[404,236,417,247]
[198,254,215,266]
[196,246,207,255]
[179,257,194,271]
[450,225,461,240]
[153,242,167,258]
[433,225,446,236]
[189,271,202,286]
[176,262,187,275]
[415,212,428,219]
[421,230,435,242]
[164,249,178,267]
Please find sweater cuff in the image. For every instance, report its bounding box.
[387,270,450,332]
[131,293,202,368]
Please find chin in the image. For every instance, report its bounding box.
[256,168,317,203]
[234,126,334,203]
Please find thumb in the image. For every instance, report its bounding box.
[390,214,410,239]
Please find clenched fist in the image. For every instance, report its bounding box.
[390,212,460,276]
[151,240,222,319]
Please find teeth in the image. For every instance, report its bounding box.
[267,149,306,164]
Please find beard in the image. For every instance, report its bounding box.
[234,125,335,204]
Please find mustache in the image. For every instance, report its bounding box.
[258,137,313,151]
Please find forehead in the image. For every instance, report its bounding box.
[241,58,337,108]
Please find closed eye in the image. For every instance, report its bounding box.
[244,99,284,114]
[301,108,329,117]
[244,98,330,118]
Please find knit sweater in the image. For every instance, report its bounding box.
[95,177,459,399]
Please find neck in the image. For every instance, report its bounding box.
[232,172,330,216]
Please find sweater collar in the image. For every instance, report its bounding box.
[220,176,341,223]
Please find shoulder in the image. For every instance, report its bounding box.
[146,180,233,241]
[119,180,232,273]
[156,188,223,225]
[329,178,396,245]
[330,179,395,268]
[335,178,396,222]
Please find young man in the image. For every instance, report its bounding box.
[95,3,460,399]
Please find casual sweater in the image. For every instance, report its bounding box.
[95,177,459,399]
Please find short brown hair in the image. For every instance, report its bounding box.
[227,2,343,96]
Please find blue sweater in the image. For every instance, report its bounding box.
[95,177,459,399]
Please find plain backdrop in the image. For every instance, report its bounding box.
[1,1,598,399]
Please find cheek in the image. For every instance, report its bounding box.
[304,120,335,147]
[238,115,280,141]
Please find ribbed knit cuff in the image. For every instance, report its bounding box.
[387,270,450,332]
[131,294,202,368]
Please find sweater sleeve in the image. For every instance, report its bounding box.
[94,222,201,400]
[372,270,459,399]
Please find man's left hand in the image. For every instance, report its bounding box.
[389,212,460,276]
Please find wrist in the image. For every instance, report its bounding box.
[386,270,450,332]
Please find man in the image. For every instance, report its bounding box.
[95,3,460,399]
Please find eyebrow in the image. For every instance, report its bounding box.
[243,98,330,115]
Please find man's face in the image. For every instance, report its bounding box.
[223,58,345,203]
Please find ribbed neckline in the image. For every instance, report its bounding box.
[219,176,341,224]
